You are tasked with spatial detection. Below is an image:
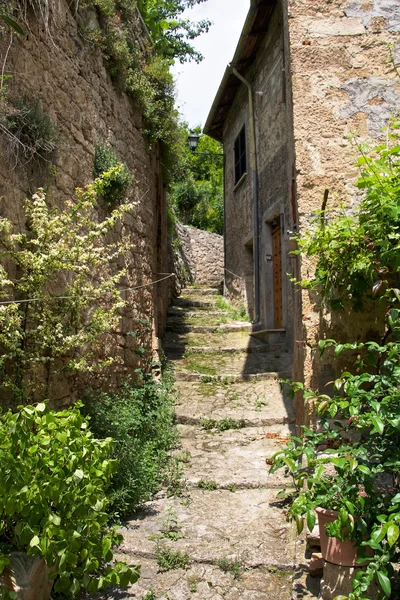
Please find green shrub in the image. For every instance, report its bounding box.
[0,402,139,597]
[93,143,133,204]
[2,99,58,164]
[83,373,177,519]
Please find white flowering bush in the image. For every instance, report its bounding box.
[0,174,135,401]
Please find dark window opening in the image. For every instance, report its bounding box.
[234,126,247,184]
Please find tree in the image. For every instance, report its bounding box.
[137,0,211,63]
[168,124,224,234]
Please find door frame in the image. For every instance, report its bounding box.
[261,202,288,330]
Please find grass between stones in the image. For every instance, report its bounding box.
[181,352,228,375]
[197,478,218,490]
[216,557,244,579]
[201,417,246,431]
[156,545,190,571]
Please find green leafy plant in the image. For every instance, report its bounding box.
[137,0,210,64]
[1,99,58,165]
[216,557,243,580]
[93,143,133,205]
[164,456,189,499]
[169,127,224,234]
[215,295,250,321]
[201,417,246,432]
[158,509,182,541]
[0,402,139,597]
[270,310,400,599]
[270,119,400,599]
[294,119,400,312]
[82,372,177,519]
[142,590,157,600]
[155,546,190,571]
[0,176,134,403]
[197,479,217,491]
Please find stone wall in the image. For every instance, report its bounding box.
[169,223,224,291]
[183,226,224,286]
[287,0,400,425]
[0,2,169,406]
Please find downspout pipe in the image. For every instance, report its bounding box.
[230,65,260,325]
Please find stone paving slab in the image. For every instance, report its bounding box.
[174,424,294,489]
[118,490,297,569]
[174,371,293,383]
[168,351,293,377]
[174,379,295,425]
[164,330,266,351]
[105,559,295,600]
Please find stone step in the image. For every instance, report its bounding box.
[174,378,295,425]
[165,345,285,356]
[117,489,297,570]
[167,322,252,333]
[167,309,229,318]
[182,287,220,296]
[112,554,295,600]
[173,423,294,490]
[164,329,261,351]
[173,298,216,309]
[174,371,292,382]
[169,350,293,378]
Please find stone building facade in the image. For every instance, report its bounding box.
[0,1,170,405]
[205,0,400,425]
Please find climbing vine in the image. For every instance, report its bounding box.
[295,119,400,313]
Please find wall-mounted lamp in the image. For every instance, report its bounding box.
[187,132,200,152]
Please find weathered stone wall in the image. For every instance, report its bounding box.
[0,2,168,405]
[182,226,224,286]
[223,0,296,344]
[287,0,400,425]
[169,223,224,290]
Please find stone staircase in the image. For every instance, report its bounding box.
[112,286,319,600]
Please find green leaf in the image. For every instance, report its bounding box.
[370,416,384,435]
[0,14,24,34]
[29,535,40,548]
[72,469,84,483]
[386,523,399,548]
[306,510,316,532]
[358,465,371,475]
[376,571,391,597]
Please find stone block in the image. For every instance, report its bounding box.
[309,552,324,578]
[300,16,366,37]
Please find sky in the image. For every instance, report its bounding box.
[171,0,250,129]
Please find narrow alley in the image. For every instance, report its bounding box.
[114,285,319,599]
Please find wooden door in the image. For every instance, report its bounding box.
[272,219,283,328]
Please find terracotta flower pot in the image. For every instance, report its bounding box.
[316,507,369,567]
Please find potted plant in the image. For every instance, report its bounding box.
[269,310,400,598]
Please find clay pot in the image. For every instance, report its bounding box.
[316,507,368,567]
[0,552,54,600]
